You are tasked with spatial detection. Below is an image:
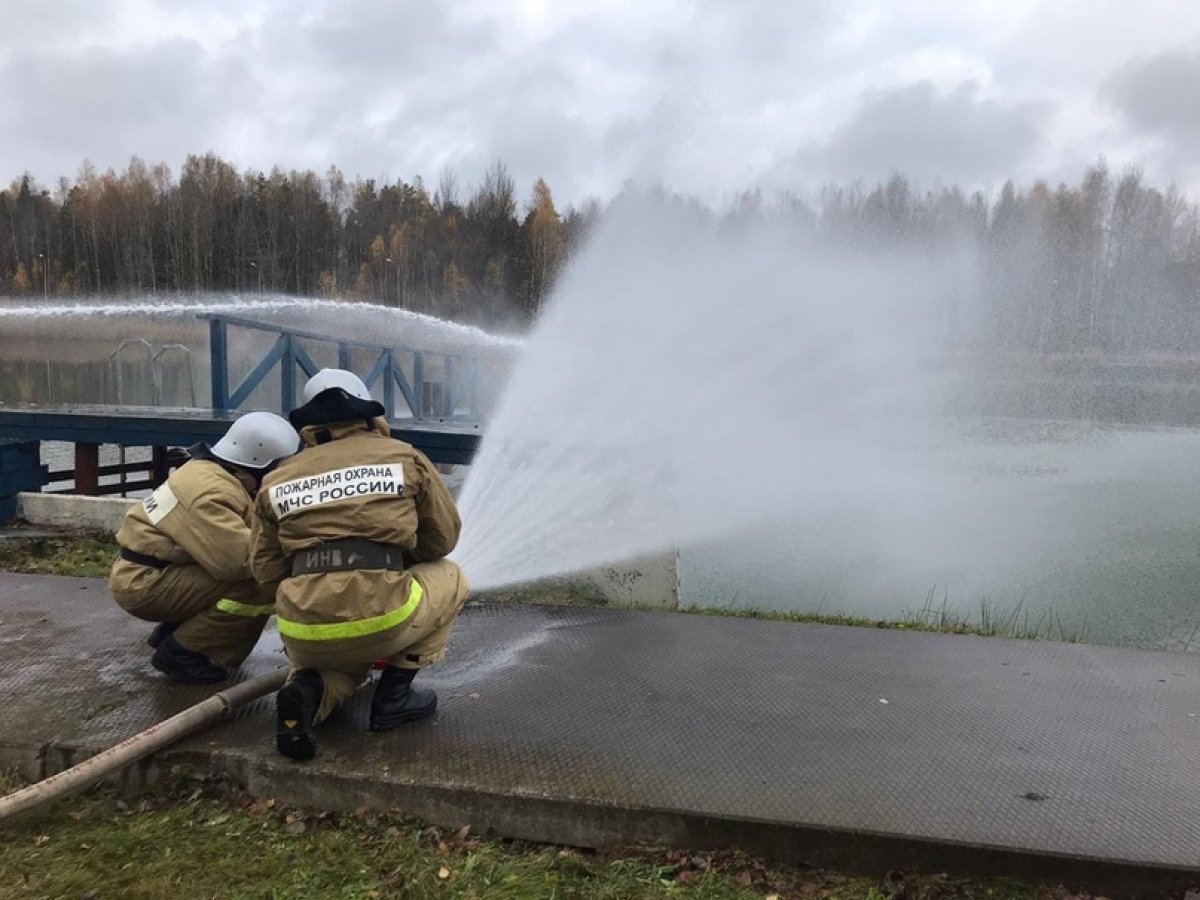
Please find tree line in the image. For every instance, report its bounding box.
[0,156,585,327]
[2,155,1198,354]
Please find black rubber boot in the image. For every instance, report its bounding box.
[146,621,179,649]
[150,634,227,684]
[370,666,437,731]
[276,669,323,761]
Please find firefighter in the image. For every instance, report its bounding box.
[250,368,470,761]
[108,411,300,684]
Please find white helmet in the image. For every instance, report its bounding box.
[211,412,299,470]
[302,368,373,403]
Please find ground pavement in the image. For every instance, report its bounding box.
[1,572,1198,898]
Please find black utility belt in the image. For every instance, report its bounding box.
[119,547,172,570]
[290,539,406,577]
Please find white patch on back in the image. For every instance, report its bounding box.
[268,463,405,519]
[142,482,180,525]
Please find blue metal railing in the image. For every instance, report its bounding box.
[199,314,480,421]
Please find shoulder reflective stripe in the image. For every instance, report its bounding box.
[276,580,423,641]
[215,598,273,617]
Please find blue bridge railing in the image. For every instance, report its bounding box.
[200,314,480,421]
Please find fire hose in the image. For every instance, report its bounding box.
[0,668,287,823]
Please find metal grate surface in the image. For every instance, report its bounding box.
[2,572,1199,871]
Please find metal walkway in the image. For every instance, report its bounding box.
[0,309,487,506]
[1,572,1197,898]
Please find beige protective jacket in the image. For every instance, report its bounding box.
[249,418,462,656]
[112,459,256,582]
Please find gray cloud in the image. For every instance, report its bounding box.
[0,2,1198,203]
[791,81,1046,186]
[241,2,682,204]
[305,3,493,77]
[2,34,258,182]
[0,0,115,56]
[1103,48,1200,152]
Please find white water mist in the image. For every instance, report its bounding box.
[0,294,522,351]
[453,191,961,590]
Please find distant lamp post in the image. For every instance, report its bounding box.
[37,252,47,299]
[385,257,396,304]
[250,261,262,294]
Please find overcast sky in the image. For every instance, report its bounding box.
[2,0,1199,207]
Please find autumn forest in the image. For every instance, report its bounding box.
[2,154,1199,354]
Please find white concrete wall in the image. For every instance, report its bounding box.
[577,549,680,610]
[17,492,134,533]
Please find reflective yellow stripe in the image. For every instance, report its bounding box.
[216,598,273,617]
[276,580,423,641]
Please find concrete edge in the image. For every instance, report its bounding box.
[0,741,47,783]
[28,736,1198,900]
[17,492,133,533]
[577,549,680,610]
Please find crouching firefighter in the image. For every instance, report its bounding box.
[250,368,470,761]
[108,412,300,683]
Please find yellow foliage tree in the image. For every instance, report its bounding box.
[11,263,30,293]
[352,262,374,299]
[443,260,468,318]
[526,178,564,315]
[317,270,337,297]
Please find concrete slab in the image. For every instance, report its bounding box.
[17,492,134,532]
[578,549,680,609]
[1,572,1198,898]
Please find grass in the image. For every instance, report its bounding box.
[0,523,118,578]
[0,770,1071,900]
[682,603,1086,643]
[916,589,1089,644]
[477,582,1088,644]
